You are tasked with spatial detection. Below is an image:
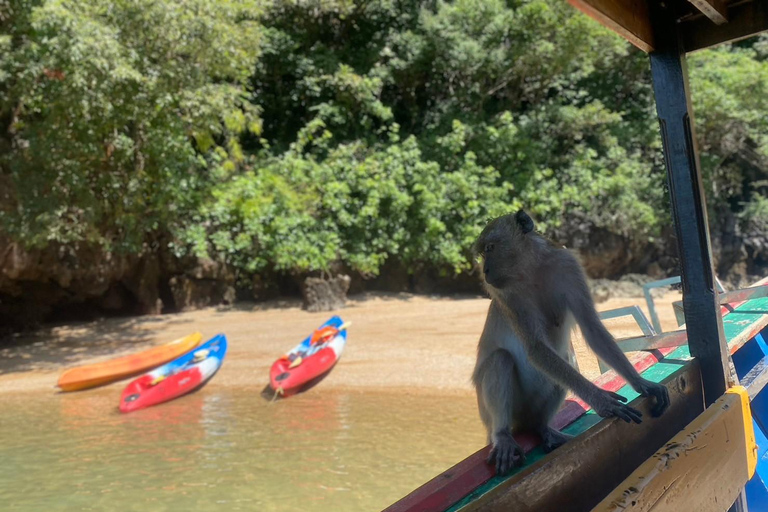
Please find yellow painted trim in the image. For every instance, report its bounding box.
[594,391,753,512]
[727,385,758,479]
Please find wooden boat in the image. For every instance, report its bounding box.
[269,316,348,398]
[57,333,202,392]
[119,334,227,413]
[385,278,768,512]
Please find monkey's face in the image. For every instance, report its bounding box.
[475,210,535,289]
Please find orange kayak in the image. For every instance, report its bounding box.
[57,333,203,392]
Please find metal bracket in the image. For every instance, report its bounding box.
[643,276,682,334]
[597,306,658,373]
[598,305,657,336]
[645,276,725,331]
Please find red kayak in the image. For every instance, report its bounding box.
[120,334,227,413]
[269,316,348,398]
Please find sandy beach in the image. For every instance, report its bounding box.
[0,291,683,397]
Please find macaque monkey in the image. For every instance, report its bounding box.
[473,210,670,474]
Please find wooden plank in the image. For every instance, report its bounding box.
[675,277,768,329]
[687,0,728,25]
[683,0,768,52]
[455,365,704,512]
[672,283,768,321]
[385,283,768,512]
[567,0,654,52]
[722,296,768,354]
[616,330,688,351]
[593,386,757,512]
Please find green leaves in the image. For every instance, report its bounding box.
[0,0,262,251]
[190,135,509,276]
[3,0,766,286]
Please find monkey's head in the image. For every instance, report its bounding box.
[474,210,536,289]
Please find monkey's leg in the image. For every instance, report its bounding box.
[476,349,525,474]
[535,380,570,453]
[538,426,572,453]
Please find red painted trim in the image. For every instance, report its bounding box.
[383,290,764,512]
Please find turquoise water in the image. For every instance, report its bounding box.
[0,387,484,511]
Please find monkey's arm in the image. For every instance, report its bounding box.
[566,276,670,417]
[500,301,643,424]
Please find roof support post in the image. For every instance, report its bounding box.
[647,1,729,408]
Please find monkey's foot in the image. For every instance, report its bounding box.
[488,430,525,475]
[539,426,572,453]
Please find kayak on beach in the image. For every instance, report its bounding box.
[119,333,228,413]
[269,316,348,398]
[57,333,203,392]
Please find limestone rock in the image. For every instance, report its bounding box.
[121,255,162,315]
[169,275,235,311]
[302,275,351,312]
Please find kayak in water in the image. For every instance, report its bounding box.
[119,334,227,413]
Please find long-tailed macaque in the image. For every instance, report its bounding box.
[473,210,670,474]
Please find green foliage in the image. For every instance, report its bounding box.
[740,194,768,233]
[190,135,511,275]
[689,41,768,208]
[0,0,262,250]
[2,0,768,285]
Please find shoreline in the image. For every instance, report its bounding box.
[0,291,683,397]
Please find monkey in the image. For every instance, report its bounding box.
[472,210,670,475]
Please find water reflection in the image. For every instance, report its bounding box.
[1,388,483,511]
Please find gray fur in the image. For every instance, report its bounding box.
[473,211,670,475]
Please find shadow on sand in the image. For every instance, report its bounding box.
[0,314,194,376]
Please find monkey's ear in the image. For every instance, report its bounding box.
[515,210,534,234]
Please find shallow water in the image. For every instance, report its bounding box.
[0,387,484,511]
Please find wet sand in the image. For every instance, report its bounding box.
[0,291,683,396]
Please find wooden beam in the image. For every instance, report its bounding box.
[687,0,728,25]
[649,0,731,407]
[683,0,768,52]
[567,0,654,52]
[593,386,757,512]
[457,365,703,512]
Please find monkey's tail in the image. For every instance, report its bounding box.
[270,386,284,402]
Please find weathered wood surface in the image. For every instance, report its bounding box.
[743,357,768,400]
[593,386,757,512]
[619,278,768,354]
[687,0,728,24]
[672,279,768,326]
[567,0,768,54]
[567,0,654,52]
[683,0,768,52]
[454,365,704,512]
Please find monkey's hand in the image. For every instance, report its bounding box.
[590,389,643,424]
[488,430,525,475]
[634,379,670,417]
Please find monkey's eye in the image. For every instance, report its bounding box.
[484,243,495,254]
